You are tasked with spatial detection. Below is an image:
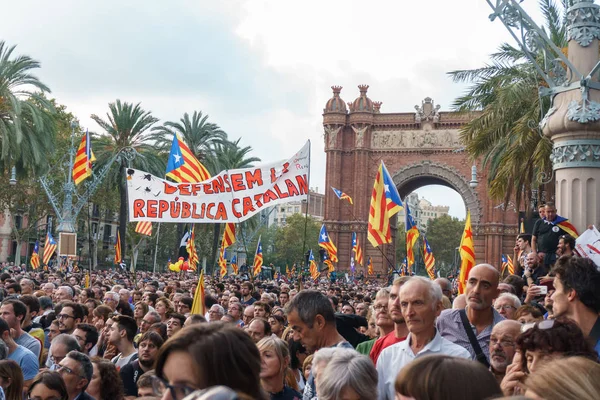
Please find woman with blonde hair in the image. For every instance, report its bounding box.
[257,336,302,400]
[524,357,600,400]
[154,297,174,322]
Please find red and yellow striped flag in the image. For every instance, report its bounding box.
[191,270,205,316]
[72,130,96,185]
[135,221,152,236]
[186,226,199,271]
[501,254,515,276]
[368,162,403,247]
[367,256,374,275]
[165,134,211,183]
[30,241,40,270]
[423,237,436,280]
[219,223,236,277]
[253,237,263,277]
[458,212,475,294]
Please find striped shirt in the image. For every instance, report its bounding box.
[436,307,504,362]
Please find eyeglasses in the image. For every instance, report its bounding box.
[489,337,515,348]
[57,365,85,379]
[494,305,517,311]
[57,314,75,320]
[152,376,196,400]
[373,304,389,312]
[49,355,66,365]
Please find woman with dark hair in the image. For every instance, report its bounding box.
[27,371,68,400]
[155,322,267,399]
[501,317,598,396]
[0,360,23,400]
[395,355,502,400]
[86,358,124,400]
[288,340,307,392]
[134,301,149,327]
[517,317,597,373]
[268,315,285,338]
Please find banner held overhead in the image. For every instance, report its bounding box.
[127,141,310,223]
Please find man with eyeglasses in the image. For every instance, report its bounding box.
[58,350,94,400]
[370,277,410,364]
[489,320,521,384]
[356,289,390,357]
[177,297,193,316]
[227,302,244,327]
[493,293,521,320]
[208,304,224,322]
[57,302,84,335]
[47,333,81,370]
[102,291,119,311]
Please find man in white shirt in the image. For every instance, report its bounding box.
[376,277,470,400]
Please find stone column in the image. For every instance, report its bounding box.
[542,0,600,231]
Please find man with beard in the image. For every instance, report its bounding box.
[437,264,504,366]
[120,331,164,398]
[57,302,84,335]
[489,320,521,384]
[369,277,410,364]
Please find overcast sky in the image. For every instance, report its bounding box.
[4,0,545,219]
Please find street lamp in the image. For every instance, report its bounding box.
[469,165,478,188]
[9,166,16,186]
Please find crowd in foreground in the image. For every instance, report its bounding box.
[0,205,598,400]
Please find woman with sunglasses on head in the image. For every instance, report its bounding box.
[155,322,267,400]
[500,317,598,396]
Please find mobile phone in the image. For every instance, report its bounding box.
[537,285,548,295]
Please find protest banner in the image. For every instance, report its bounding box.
[574,226,600,268]
[127,141,310,223]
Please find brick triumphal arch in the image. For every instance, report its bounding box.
[322,85,518,275]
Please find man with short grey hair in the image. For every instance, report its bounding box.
[376,277,470,400]
[47,333,81,370]
[103,291,119,310]
[493,293,521,320]
[58,350,94,400]
[208,304,225,322]
[56,286,74,303]
[19,278,34,295]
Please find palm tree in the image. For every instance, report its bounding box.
[150,111,227,165]
[0,41,56,175]
[91,100,162,258]
[449,0,564,213]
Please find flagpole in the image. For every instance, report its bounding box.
[153,222,161,274]
[301,140,311,275]
[339,200,401,276]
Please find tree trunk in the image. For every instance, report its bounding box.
[92,239,98,269]
[118,162,128,265]
[132,237,145,273]
[14,241,22,266]
[208,224,221,275]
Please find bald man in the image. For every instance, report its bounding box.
[489,320,521,384]
[436,264,504,367]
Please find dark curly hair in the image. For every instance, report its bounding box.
[552,256,600,313]
[91,357,124,400]
[516,317,598,372]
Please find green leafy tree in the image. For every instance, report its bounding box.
[91,100,163,256]
[425,215,465,277]
[0,41,57,176]
[449,0,565,211]
[270,213,320,269]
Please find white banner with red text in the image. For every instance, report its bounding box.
[127,141,310,223]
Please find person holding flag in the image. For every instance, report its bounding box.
[532,202,579,267]
[331,187,353,205]
[318,224,338,263]
[253,237,263,277]
[368,161,404,247]
[423,237,436,280]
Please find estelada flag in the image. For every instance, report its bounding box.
[318,224,338,263]
[458,212,475,294]
[368,161,403,247]
[331,187,353,205]
[165,134,210,183]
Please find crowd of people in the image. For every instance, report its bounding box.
[0,205,597,400]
